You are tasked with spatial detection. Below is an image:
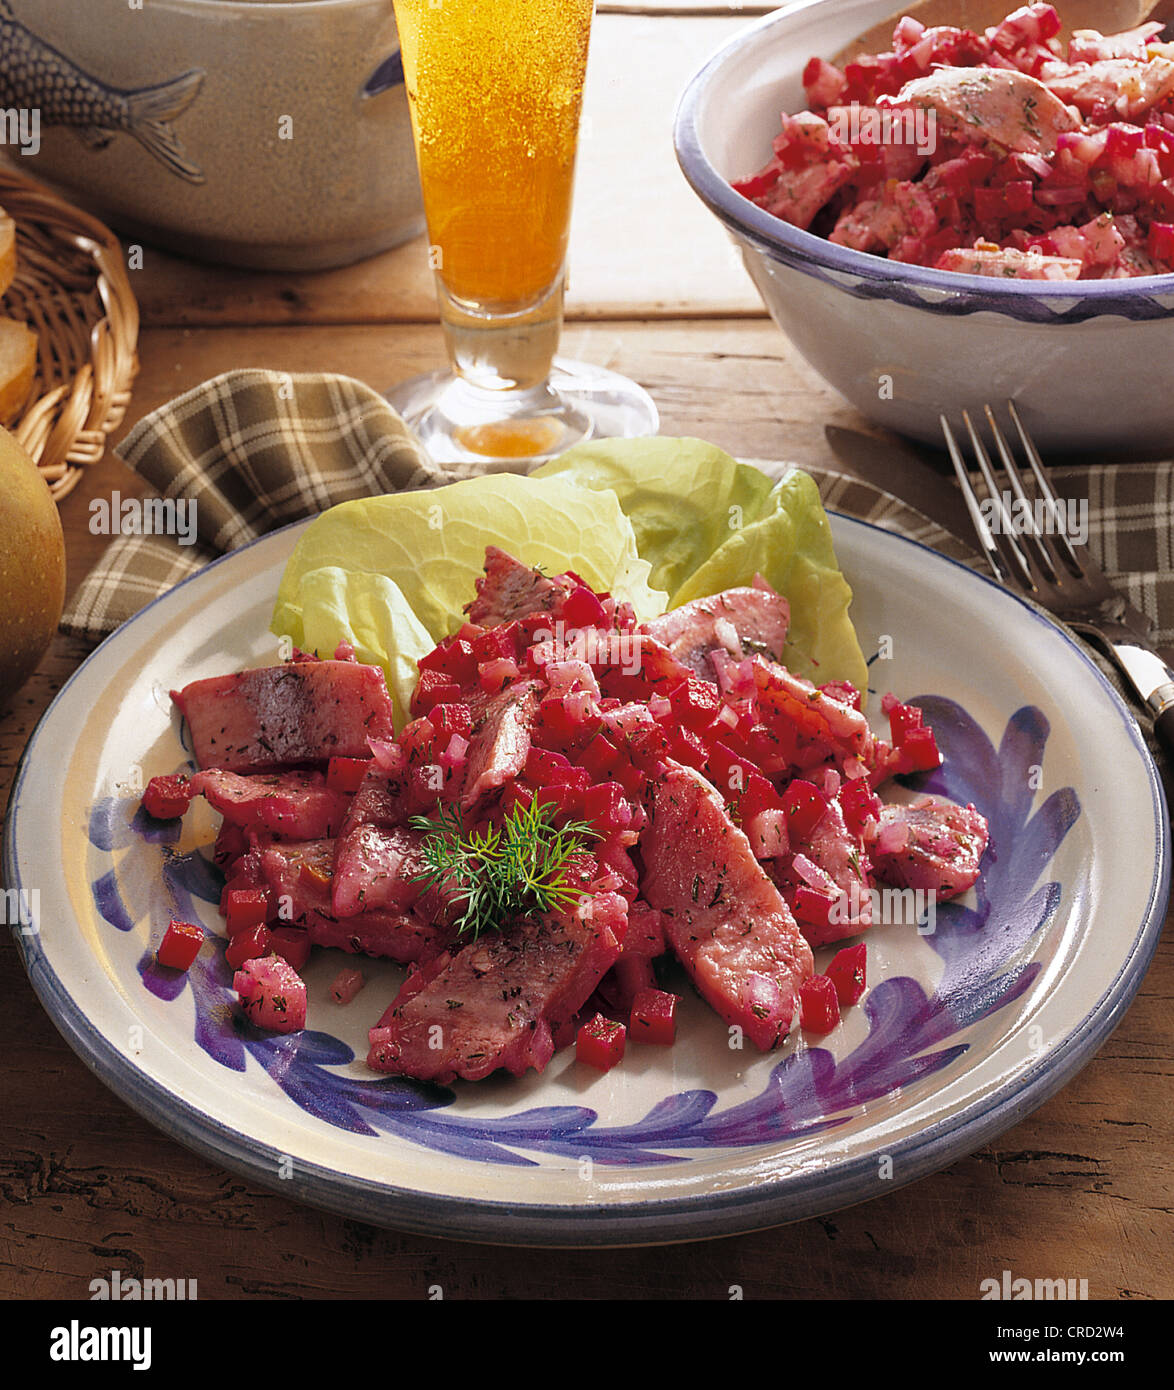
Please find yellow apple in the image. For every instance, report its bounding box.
[0,426,65,707]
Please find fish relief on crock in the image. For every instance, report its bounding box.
[0,0,205,183]
[86,695,1077,1166]
[362,50,405,101]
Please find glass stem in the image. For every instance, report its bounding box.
[437,270,567,395]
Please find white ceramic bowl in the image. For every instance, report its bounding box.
[674,0,1174,455]
[5,0,423,270]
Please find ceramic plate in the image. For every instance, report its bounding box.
[6,508,1168,1246]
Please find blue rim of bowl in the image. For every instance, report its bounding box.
[4,514,1169,1246]
[672,0,1174,323]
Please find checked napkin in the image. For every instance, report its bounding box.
[60,370,472,642]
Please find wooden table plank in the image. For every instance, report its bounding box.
[2,318,1171,1301]
[125,14,765,327]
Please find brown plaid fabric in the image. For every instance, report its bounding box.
[61,370,468,640]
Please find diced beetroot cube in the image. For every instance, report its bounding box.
[1105,122,1144,158]
[142,773,194,820]
[409,762,447,806]
[825,943,868,1005]
[417,636,477,684]
[799,975,841,1034]
[560,585,607,629]
[399,716,436,761]
[668,677,721,732]
[612,758,651,803]
[705,741,757,799]
[530,782,585,824]
[791,884,839,929]
[326,756,371,794]
[471,623,520,665]
[525,745,571,786]
[225,887,270,936]
[576,1013,627,1072]
[411,669,461,716]
[1148,222,1174,264]
[234,956,306,1034]
[517,611,559,645]
[429,702,474,743]
[668,727,709,769]
[732,166,780,199]
[840,778,881,835]
[739,769,784,819]
[539,691,604,750]
[578,731,622,781]
[330,967,365,1005]
[270,926,312,973]
[582,781,632,833]
[547,759,591,793]
[972,184,1008,221]
[782,779,829,840]
[629,988,678,1045]
[622,728,669,772]
[900,726,942,771]
[884,696,923,744]
[156,918,203,971]
[225,924,273,970]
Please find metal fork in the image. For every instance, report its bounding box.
[941,402,1174,763]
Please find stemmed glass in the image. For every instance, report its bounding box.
[387,0,659,464]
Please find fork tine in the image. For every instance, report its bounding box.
[940,413,1030,590]
[982,405,1067,585]
[1006,401,1086,575]
[960,409,1040,590]
[941,414,1004,578]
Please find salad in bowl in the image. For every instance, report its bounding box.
[673,0,1174,453]
[732,3,1174,280]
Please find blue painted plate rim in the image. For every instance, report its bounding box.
[4,510,1169,1246]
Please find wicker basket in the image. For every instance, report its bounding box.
[0,165,139,502]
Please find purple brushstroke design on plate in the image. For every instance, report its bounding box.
[92,695,1075,1167]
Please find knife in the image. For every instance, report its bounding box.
[824,424,977,547]
[1067,613,1174,767]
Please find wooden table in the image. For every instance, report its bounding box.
[2,3,1172,1306]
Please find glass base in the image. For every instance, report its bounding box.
[386,358,659,468]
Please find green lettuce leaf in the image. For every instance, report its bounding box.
[534,436,776,598]
[535,438,867,692]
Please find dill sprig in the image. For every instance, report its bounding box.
[408,799,599,941]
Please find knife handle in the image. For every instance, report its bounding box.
[1154,707,1174,769]
[1149,683,1174,771]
